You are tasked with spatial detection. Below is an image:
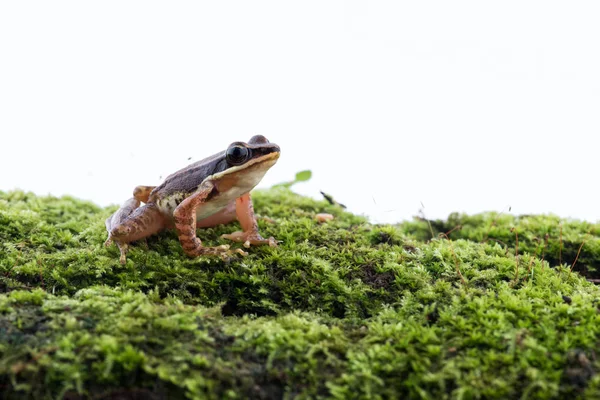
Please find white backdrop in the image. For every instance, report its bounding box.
[1,1,599,224]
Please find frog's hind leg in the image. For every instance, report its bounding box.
[104,185,158,262]
[105,198,165,264]
[104,198,140,244]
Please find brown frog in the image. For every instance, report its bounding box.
[104,135,280,263]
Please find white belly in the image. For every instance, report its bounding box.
[196,166,269,219]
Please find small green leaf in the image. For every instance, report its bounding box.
[272,170,312,188]
[294,170,312,182]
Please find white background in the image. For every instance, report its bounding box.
[1,1,599,224]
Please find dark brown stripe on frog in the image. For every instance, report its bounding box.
[181,239,201,253]
[174,216,195,226]
[181,239,198,249]
[175,223,195,234]
[177,231,195,241]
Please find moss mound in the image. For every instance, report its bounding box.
[1,188,600,399]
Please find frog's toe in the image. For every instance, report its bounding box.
[234,248,249,256]
[218,247,247,261]
[221,231,246,243]
[215,246,237,261]
[221,231,277,248]
[242,235,278,248]
[117,243,129,264]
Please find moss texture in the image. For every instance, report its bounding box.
[1,188,600,399]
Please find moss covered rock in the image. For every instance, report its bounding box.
[1,188,600,399]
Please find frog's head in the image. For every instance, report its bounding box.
[224,135,280,170]
[207,135,280,194]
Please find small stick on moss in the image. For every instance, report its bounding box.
[541,233,549,270]
[445,225,462,237]
[419,201,435,240]
[438,232,466,285]
[525,237,542,282]
[485,237,509,250]
[570,230,591,273]
[511,227,519,285]
[320,191,347,209]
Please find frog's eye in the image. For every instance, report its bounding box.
[226,145,250,166]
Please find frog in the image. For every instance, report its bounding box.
[104,135,280,264]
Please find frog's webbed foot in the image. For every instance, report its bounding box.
[221,231,278,249]
[103,235,129,264]
[115,243,129,264]
[183,243,240,260]
[103,235,113,248]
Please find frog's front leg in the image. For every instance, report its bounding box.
[173,181,232,258]
[221,193,277,248]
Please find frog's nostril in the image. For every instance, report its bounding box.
[267,144,281,155]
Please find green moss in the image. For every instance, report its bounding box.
[1,188,600,398]
[401,212,600,278]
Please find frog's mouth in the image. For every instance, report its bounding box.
[208,149,280,181]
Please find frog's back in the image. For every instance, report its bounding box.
[149,152,228,208]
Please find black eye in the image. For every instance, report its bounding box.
[226,145,249,165]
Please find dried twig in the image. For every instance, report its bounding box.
[445,225,462,237]
[320,191,346,208]
[418,201,435,240]
[570,230,592,273]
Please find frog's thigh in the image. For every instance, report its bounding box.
[133,186,156,203]
[105,198,141,234]
[108,204,165,243]
[105,199,165,264]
